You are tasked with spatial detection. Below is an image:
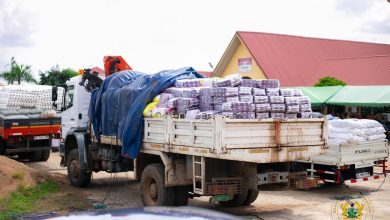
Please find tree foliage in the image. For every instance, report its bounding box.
[39,65,78,86]
[0,57,37,84]
[314,76,346,87]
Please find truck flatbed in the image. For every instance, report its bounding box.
[100,116,327,164]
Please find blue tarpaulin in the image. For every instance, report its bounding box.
[89,67,203,159]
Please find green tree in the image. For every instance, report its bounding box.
[39,66,78,86]
[314,76,346,87]
[0,57,37,84]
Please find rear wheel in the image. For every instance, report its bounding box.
[40,150,51,161]
[67,149,91,187]
[243,189,259,205]
[28,151,42,162]
[219,188,249,207]
[140,163,175,206]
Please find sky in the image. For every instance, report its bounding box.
[0,0,389,80]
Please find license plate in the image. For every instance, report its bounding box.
[356,172,370,179]
[34,135,49,140]
[355,162,374,169]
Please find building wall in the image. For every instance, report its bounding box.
[221,41,267,79]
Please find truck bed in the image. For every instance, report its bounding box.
[299,140,389,167]
[100,116,328,164]
[0,116,61,139]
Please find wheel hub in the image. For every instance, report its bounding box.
[149,182,158,199]
[70,160,80,177]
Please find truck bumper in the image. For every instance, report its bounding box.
[5,146,51,154]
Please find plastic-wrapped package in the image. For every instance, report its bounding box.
[285,97,300,106]
[212,87,239,97]
[256,112,270,119]
[199,103,214,111]
[271,112,285,119]
[270,104,286,112]
[231,102,256,112]
[182,88,200,98]
[240,79,257,87]
[299,96,311,105]
[222,111,234,118]
[286,105,300,113]
[214,103,223,112]
[225,96,239,103]
[253,88,266,96]
[172,88,185,97]
[234,111,255,119]
[367,134,387,141]
[285,113,298,119]
[200,88,213,97]
[167,98,180,108]
[258,79,280,89]
[269,96,285,104]
[212,96,226,104]
[185,109,201,119]
[164,87,175,94]
[157,93,174,107]
[300,103,312,112]
[239,87,252,96]
[293,89,303,97]
[152,107,173,118]
[196,110,219,119]
[280,89,294,97]
[299,112,312,119]
[177,98,199,107]
[221,102,233,111]
[255,103,271,112]
[175,79,201,87]
[328,139,348,146]
[253,96,269,104]
[239,95,254,103]
[212,74,242,87]
[266,88,280,96]
[199,78,213,87]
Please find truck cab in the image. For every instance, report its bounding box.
[61,76,91,139]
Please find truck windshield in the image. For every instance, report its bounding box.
[65,85,74,109]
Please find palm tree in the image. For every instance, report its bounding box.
[0,57,37,84]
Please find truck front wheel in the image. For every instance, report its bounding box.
[140,163,175,206]
[67,149,91,187]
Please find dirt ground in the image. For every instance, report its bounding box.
[0,156,36,197]
[24,152,390,220]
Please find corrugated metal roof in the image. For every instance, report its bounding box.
[237,31,390,86]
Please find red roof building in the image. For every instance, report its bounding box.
[212,31,390,86]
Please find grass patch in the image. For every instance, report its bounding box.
[11,171,24,181]
[0,180,59,220]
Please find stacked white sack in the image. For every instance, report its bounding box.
[328,119,386,146]
[0,85,58,111]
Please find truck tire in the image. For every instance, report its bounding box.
[219,188,248,207]
[28,151,42,162]
[40,150,51,161]
[174,185,190,206]
[67,149,91,187]
[18,152,29,160]
[243,189,259,205]
[140,163,175,206]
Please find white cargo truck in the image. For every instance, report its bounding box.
[60,75,327,207]
[297,140,388,185]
